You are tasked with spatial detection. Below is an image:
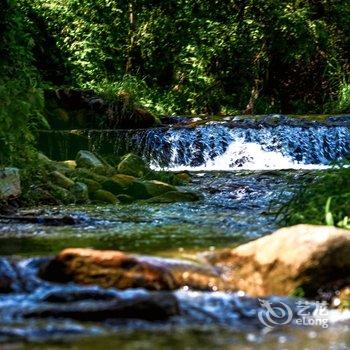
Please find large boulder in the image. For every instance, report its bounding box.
[40,248,223,291]
[204,225,350,297]
[102,174,137,195]
[40,248,176,291]
[102,175,149,199]
[92,189,118,204]
[48,183,76,204]
[142,180,177,197]
[117,153,149,177]
[72,168,109,184]
[76,150,105,171]
[0,168,21,200]
[71,182,89,203]
[77,178,101,193]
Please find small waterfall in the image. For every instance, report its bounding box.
[87,124,350,170]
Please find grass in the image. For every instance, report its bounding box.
[277,164,350,228]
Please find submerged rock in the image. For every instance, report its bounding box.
[117,153,149,177]
[76,150,105,171]
[24,293,179,321]
[0,168,21,200]
[204,224,350,297]
[0,258,22,293]
[0,215,78,226]
[142,191,201,203]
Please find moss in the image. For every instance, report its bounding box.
[71,182,89,203]
[72,168,109,184]
[101,174,136,195]
[76,178,101,194]
[49,171,75,189]
[92,189,118,204]
[143,170,186,186]
[47,183,76,204]
[117,153,148,178]
[142,180,177,197]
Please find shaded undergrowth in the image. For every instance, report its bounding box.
[277,165,350,229]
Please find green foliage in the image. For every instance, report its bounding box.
[1,0,350,167]
[334,79,350,113]
[278,166,350,228]
[26,0,350,115]
[0,0,45,165]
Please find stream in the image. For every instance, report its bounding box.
[2,118,350,349]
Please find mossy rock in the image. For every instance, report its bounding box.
[93,189,118,204]
[116,194,134,204]
[48,183,76,204]
[117,153,149,177]
[126,179,150,199]
[142,180,177,197]
[176,172,192,183]
[102,175,150,199]
[76,150,105,171]
[142,191,201,203]
[71,182,89,203]
[49,171,75,189]
[0,168,21,200]
[77,178,101,193]
[60,160,77,170]
[113,174,137,187]
[144,170,184,186]
[38,153,53,166]
[72,169,109,184]
[102,174,136,195]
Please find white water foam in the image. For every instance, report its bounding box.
[146,125,350,171]
[150,139,330,171]
[88,124,350,171]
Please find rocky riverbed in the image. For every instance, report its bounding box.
[0,170,349,349]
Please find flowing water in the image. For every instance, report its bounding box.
[3,118,350,348]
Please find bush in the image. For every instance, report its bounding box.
[0,1,46,165]
[26,0,350,115]
[277,166,350,229]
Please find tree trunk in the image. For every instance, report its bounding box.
[126,0,136,73]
